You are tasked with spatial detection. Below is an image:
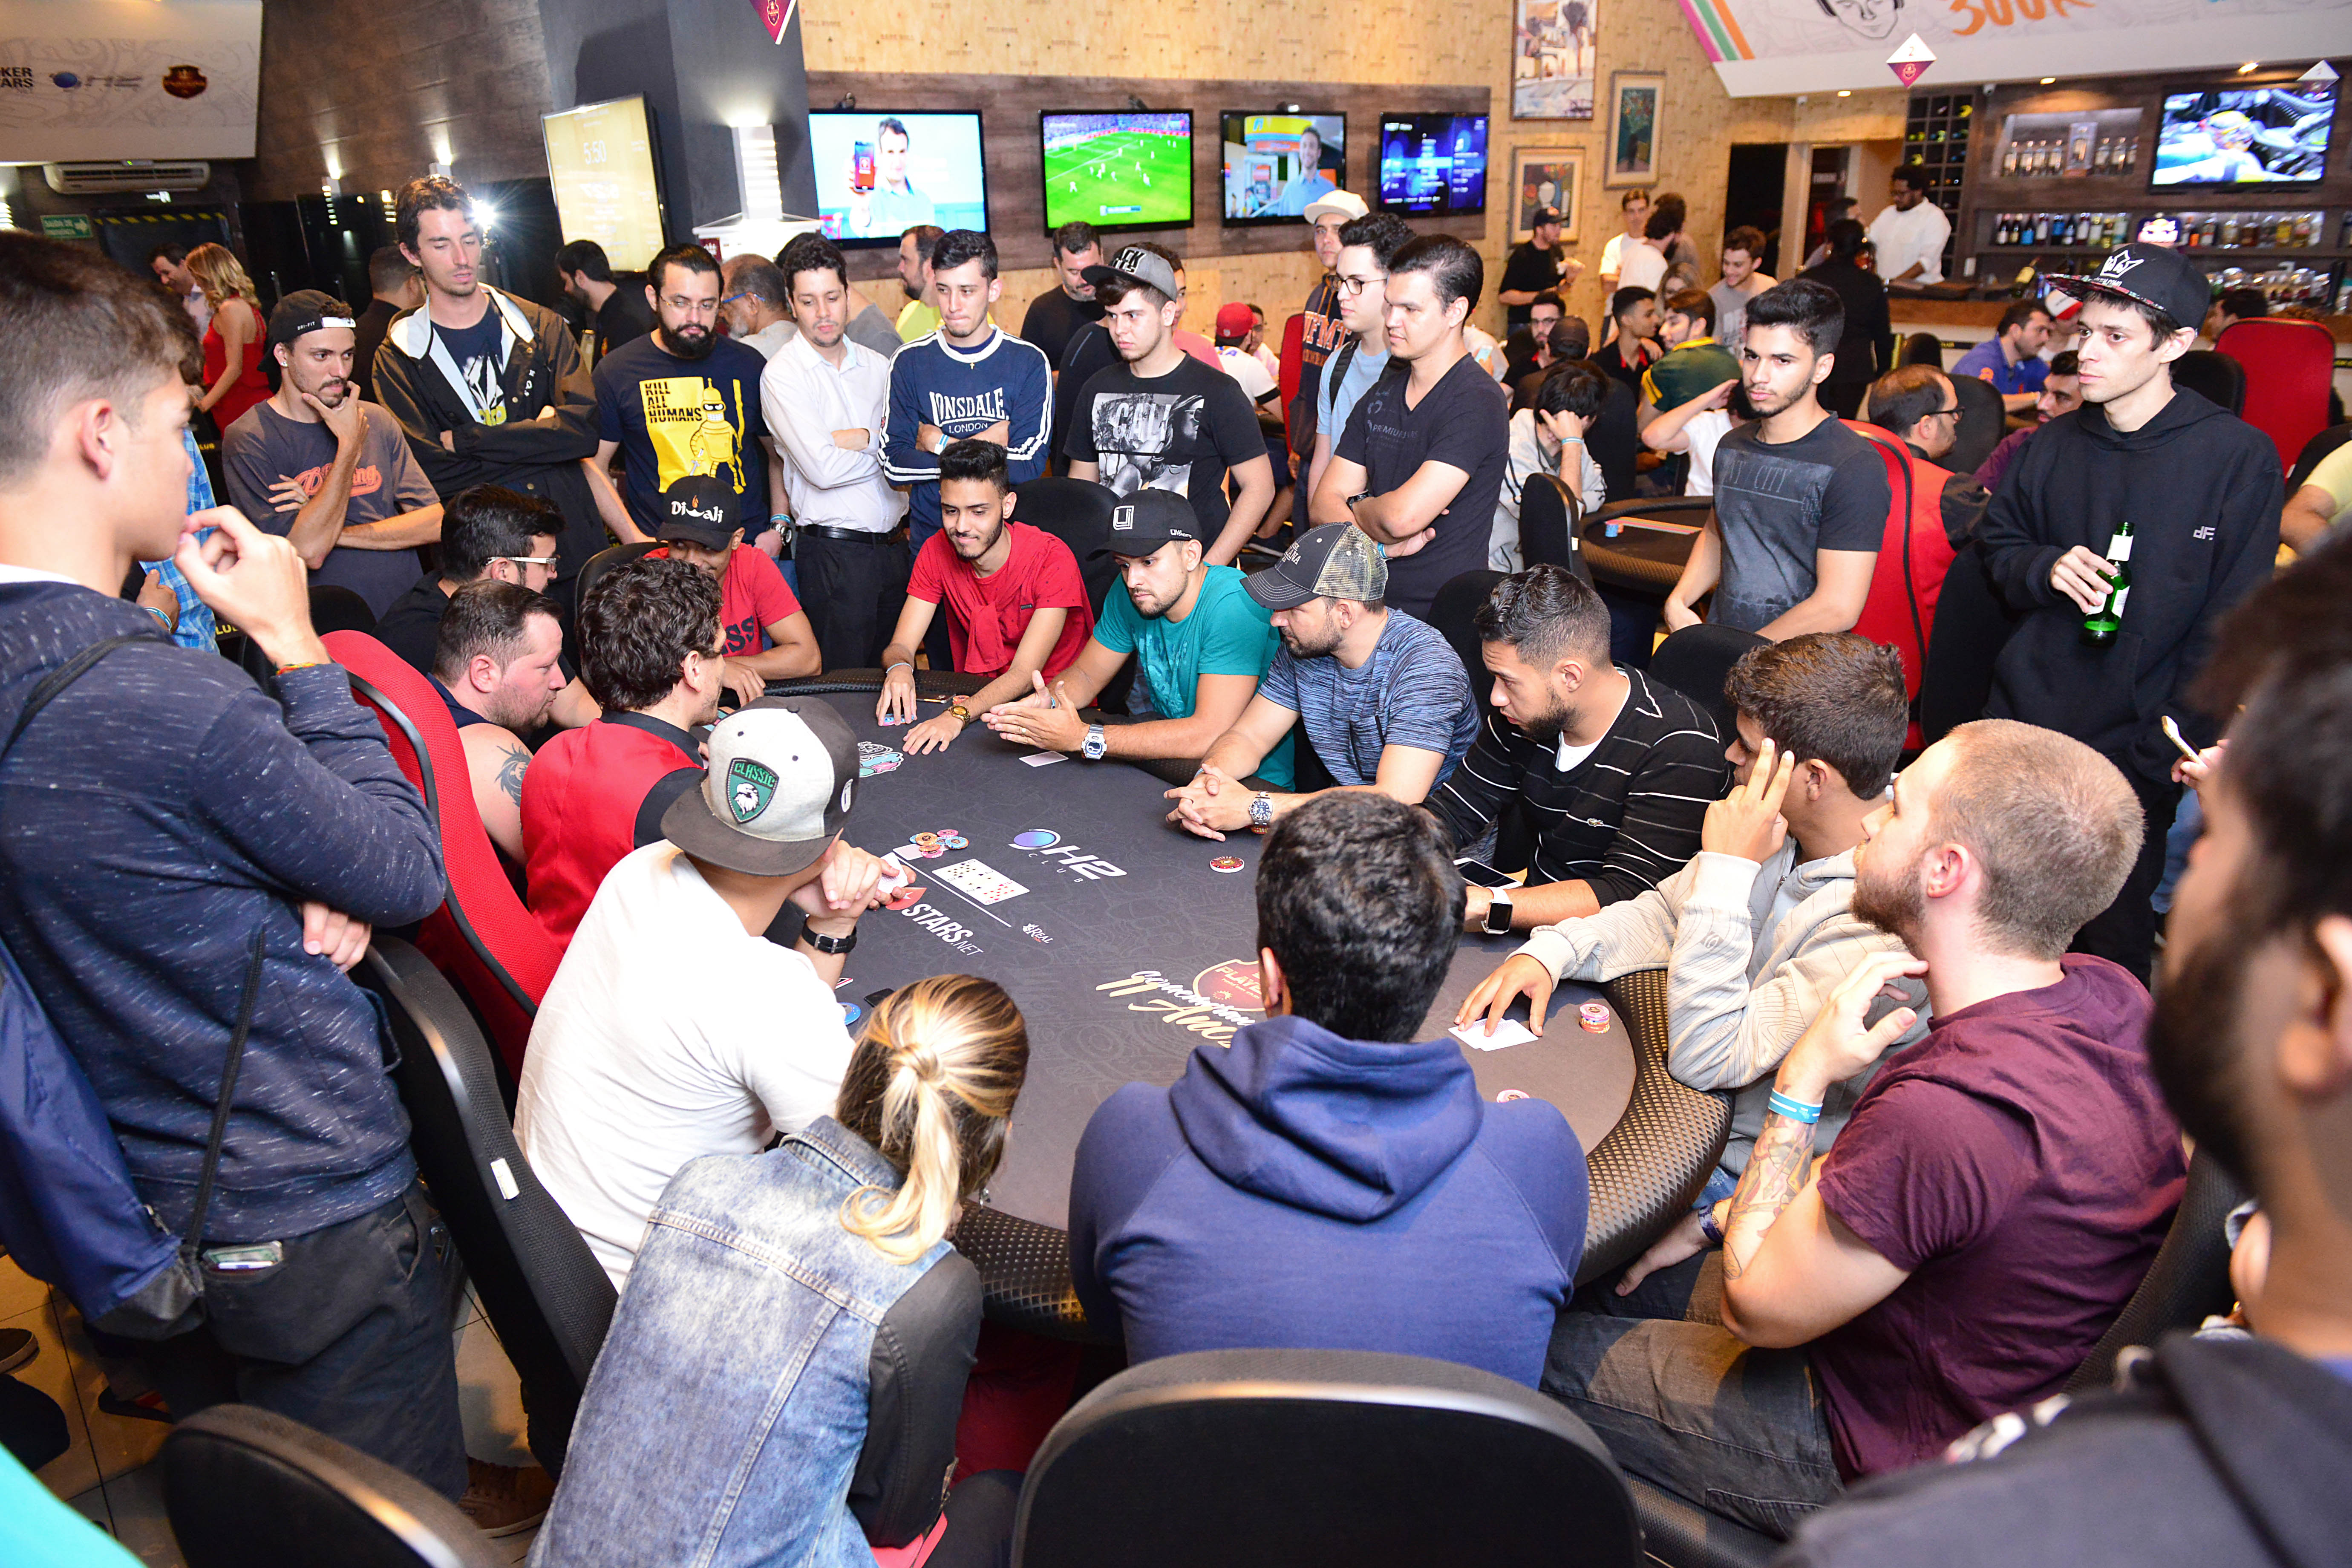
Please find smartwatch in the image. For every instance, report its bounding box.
[1082,724,1107,761]
[1248,792,1274,830]
[1346,490,1373,513]
[805,926,857,956]
[1481,889,1514,936]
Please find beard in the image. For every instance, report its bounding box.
[664,324,716,361]
[1278,620,1343,660]
[1516,693,1571,749]
[1848,849,1926,949]
[303,378,351,408]
[2144,887,2268,1188]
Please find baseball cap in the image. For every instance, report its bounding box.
[1304,190,1369,227]
[2044,244,2211,336]
[1081,245,1182,300]
[655,474,738,548]
[1093,487,1202,559]
[1529,205,1563,229]
[267,289,356,349]
[1213,301,1255,341]
[1243,523,1388,611]
[661,697,859,876]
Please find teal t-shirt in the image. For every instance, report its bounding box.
[1094,565,1294,789]
[0,1448,141,1568]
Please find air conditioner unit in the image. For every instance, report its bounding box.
[43,161,212,196]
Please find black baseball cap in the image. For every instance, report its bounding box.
[655,474,738,548]
[1242,522,1388,611]
[1529,205,1563,230]
[1092,487,1202,559]
[266,290,356,349]
[661,697,860,876]
[2045,244,2211,336]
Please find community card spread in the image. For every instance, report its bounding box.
[933,859,1030,905]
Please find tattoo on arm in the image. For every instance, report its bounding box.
[495,744,530,808]
[1721,1110,1817,1282]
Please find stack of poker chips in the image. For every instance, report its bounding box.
[1577,1001,1611,1034]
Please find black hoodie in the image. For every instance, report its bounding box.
[1976,386,2280,786]
[1777,1333,2352,1568]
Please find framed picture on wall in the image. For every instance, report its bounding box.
[1510,147,1584,239]
[1605,72,1664,187]
[1512,0,1597,120]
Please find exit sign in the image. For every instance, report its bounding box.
[40,214,93,241]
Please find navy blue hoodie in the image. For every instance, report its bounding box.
[1066,1014,1587,1387]
[0,581,445,1242]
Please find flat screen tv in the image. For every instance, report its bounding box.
[1041,111,1194,234]
[807,110,989,248]
[543,95,667,271]
[1219,112,1346,225]
[1375,113,1488,217]
[2150,83,2333,189]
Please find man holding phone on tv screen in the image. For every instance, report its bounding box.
[847,117,935,239]
[1274,124,1339,216]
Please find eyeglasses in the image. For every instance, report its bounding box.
[1336,273,1389,297]
[1931,405,1962,419]
[491,554,560,570]
[660,295,721,317]
[720,291,762,308]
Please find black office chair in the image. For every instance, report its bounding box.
[1519,473,1597,587]
[162,1404,505,1568]
[1012,1349,1641,1568]
[1010,476,1120,621]
[1648,624,1767,746]
[1945,373,2006,478]
[356,937,617,1477]
[2066,1146,2247,1394]
[2173,349,2247,417]
[574,538,660,611]
[1428,569,1504,714]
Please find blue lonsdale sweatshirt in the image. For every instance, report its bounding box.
[880,326,1052,549]
[1067,1014,1588,1387]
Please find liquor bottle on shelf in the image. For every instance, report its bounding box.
[2221,213,2240,247]
[2295,213,2316,248]
[2002,142,2019,176]
[2081,520,2133,649]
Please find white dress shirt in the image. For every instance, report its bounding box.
[1867,201,1953,286]
[759,329,906,534]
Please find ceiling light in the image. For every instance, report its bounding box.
[2239,61,2259,73]
[2039,77,2055,85]
[1837,89,1852,97]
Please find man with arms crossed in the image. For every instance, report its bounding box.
[876,440,1092,755]
[762,232,908,670]
[1165,522,1476,839]
[1066,246,1273,566]
[430,580,567,862]
[1542,719,2184,1538]
[1665,278,1888,637]
[1311,235,1511,620]
[223,290,444,619]
[984,487,1292,787]
[1431,566,1725,933]
[1305,212,1414,507]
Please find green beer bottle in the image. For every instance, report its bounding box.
[2081,520,2133,647]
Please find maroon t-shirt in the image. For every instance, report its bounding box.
[1810,955,2185,1480]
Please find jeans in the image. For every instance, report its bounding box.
[133,1183,467,1499]
[1543,1252,1842,1539]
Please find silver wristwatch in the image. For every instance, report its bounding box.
[1248,792,1274,830]
[1082,724,1107,761]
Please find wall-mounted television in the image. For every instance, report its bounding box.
[1375,113,1488,217]
[1219,112,1346,225]
[2151,83,2333,189]
[807,110,989,248]
[543,95,667,271]
[1041,110,1193,234]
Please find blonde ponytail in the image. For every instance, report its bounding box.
[837,975,1028,1264]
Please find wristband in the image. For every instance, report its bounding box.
[1699,1208,1725,1247]
[885,660,913,674]
[1767,1090,1823,1124]
[274,661,330,675]
[144,606,174,632]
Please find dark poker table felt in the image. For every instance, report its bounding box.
[775,673,1728,1340]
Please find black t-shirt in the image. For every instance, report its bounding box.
[374,573,451,675]
[594,280,656,359]
[1335,350,1511,619]
[1066,355,1266,543]
[1500,242,1566,331]
[1020,288,1106,373]
[1709,415,1892,633]
[1052,321,1119,467]
[1591,337,1646,392]
[433,309,509,420]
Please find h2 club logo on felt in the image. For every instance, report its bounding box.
[728,758,776,824]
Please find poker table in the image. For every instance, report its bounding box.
[1579,499,1709,597]
[773,671,1729,1343]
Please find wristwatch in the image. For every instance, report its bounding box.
[1345,490,1372,514]
[1248,792,1274,830]
[1082,724,1107,761]
[1481,888,1515,936]
[948,703,971,725]
[805,925,857,956]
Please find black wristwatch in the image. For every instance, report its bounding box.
[805,925,857,956]
[1481,888,1514,936]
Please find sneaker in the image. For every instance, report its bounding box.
[458,1458,556,1537]
[0,1326,34,1376]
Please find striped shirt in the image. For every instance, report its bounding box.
[1429,667,1724,904]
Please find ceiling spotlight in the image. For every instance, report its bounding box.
[1837,89,1852,97]
[2039,77,2055,85]
[474,202,500,230]
[2239,61,2259,73]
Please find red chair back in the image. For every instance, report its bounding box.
[1277,311,1308,450]
[2216,317,2337,473]
[1844,424,1961,749]
[323,631,561,1084]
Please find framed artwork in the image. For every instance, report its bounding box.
[1512,0,1597,120]
[1510,147,1585,240]
[1605,72,1664,187]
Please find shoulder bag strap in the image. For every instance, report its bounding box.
[179,928,269,1252]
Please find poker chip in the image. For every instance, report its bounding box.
[911,832,940,848]
[1579,1013,1610,1034]
[943,835,969,850]
[1496,1089,1530,1102]
[1578,1001,1611,1024]
[841,1002,864,1026]
[1209,856,1245,873]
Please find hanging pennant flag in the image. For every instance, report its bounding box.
[1886,34,1936,88]
[2301,61,2340,87]
[753,0,796,44]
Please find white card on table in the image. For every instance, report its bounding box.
[1020,751,1068,767]
[1452,1019,1537,1051]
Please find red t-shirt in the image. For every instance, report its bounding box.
[905,521,1093,680]
[648,545,801,656]
[520,715,701,948]
[1810,955,2185,1480]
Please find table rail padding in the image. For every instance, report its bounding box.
[1577,968,1732,1287]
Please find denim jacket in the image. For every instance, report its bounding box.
[530,1118,981,1568]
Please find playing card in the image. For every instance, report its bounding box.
[932,859,1030,905]
[1451,1019,1537,1052]
[1020,751,1067,767]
